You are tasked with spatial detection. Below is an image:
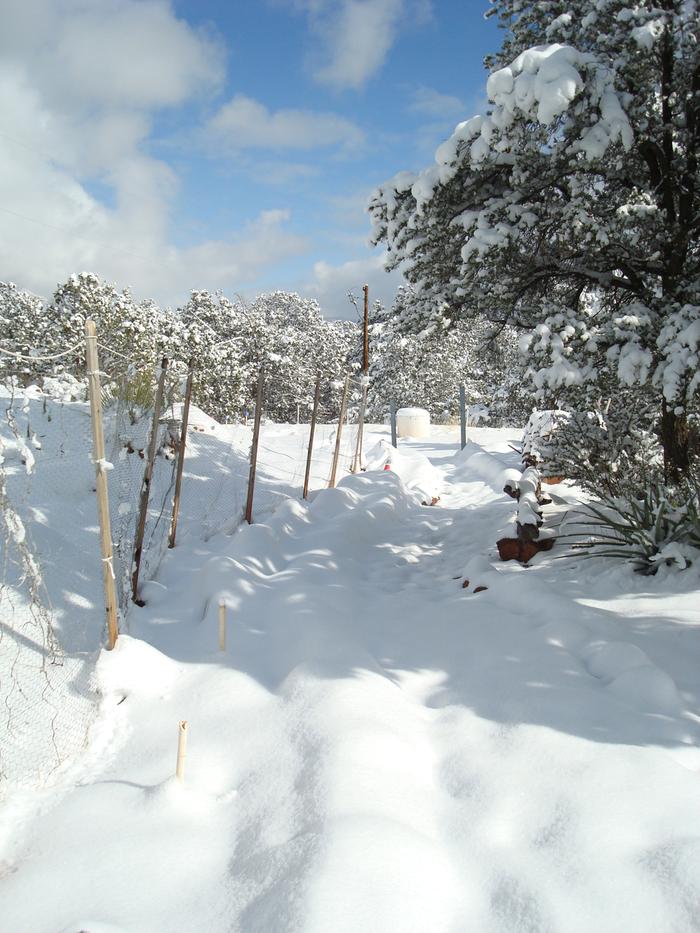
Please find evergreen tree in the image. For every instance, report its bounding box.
[370,0,700,478]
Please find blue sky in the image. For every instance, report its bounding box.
[0,0,501,318]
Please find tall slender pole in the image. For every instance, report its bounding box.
[245,370,264,524]
[168,359,195,549]
[132,356,169,604]
[362,284,369,374]
[303,374,321,500]
[84,321,119,650]
[459,384,467,450]
[329,374,350,488]
[390,400,397,448]
[352,383,368,473]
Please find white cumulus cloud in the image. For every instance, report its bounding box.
[303,253,403,319]
[0,0,312,307]
[206,95,365,151]
[281,0,432,90]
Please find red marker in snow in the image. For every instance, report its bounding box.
[384,462,391,471]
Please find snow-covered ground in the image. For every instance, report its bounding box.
[2,414,699,933]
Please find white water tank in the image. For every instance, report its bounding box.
[396,407,430,438]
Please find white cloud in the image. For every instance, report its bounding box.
[0,0,225,112]
[408,86,465,118]
[303,253,404,319]
[207,95,364,151]
[282,0,432,90]
[0,1,313,306]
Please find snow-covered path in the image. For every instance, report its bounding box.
[3,429,700,933]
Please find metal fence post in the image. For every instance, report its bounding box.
[459,384,467,450]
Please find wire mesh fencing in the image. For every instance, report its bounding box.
[0,352,368,796]
[0,377,98,794]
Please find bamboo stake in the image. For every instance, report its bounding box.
[351,381,368,473]
[168,358,195,549]
[85,321,119,650]
[329,374,351,488]
[218,600,226,651]
[245,370,264,525]
[131,357,169,604]
[303,374,321,500]
[175,720,188,783]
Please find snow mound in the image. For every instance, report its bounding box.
[363,439,442,503]
[583,641,682,714]
[93,635,181,702]
[453,448,520,493]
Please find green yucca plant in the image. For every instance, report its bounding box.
[564,476,700,574]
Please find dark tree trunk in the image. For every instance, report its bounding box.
[661,399,690,483]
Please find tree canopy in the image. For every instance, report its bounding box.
[370,0,699,476]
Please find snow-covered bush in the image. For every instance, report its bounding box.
[41,373,87,403]
[522,403,662,494]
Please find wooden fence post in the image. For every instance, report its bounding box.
[390,400,398,448]
[85,321,119,650]
[459,384,467,450]
[303,374,321,500]
[329,374,351,488]
[245,370,264,524]
[131,356,169,604]
[168,358,194,549]
[351,380,368,473]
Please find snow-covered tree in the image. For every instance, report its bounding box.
[367,286,529,423]
[1,274,358,425]
[242,292,357,422]
[178,290,249,422]
[370,0,700,478]
[0,283,60,382]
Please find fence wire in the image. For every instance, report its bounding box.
[0,363,367,797]
[0,378,97,794]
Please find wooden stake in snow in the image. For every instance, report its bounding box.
[168,358,195,549]
[132,357,169,604]
[245,370,264,525]
[218,600,226,651]
[329,374,350,488]
[390,400,397,449]
[303,374,321,500]
[175,720,188,783]
[85,321,119,650]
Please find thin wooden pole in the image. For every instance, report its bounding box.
[168,358,194,549]
[362,284,369,373]
[175,720,188,783]
[390,400,398,448]
[245,370,264,524]
[329,374,351,488]
[218,601,226,651]
[303,374,321,500]
[352,382,368,473]
[131,357,169,604]
[85,321,119,650]
[459,384,467,450]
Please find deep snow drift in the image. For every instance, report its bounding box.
[1,419,699,933]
